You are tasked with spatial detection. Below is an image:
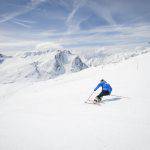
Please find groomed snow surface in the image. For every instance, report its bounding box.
[0,53,150,150]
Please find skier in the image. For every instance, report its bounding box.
[94,79,112,103]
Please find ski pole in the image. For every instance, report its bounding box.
[87,91,94,101]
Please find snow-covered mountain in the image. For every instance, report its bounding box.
[0,47,150,83]
[0,50,88,83]
[81,46,150,66]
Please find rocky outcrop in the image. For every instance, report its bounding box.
[52,50,88,75]
[71,56,88,72]
[0,54,5,64]
[0,54,11,64]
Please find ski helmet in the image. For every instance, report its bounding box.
[101,79,105,82]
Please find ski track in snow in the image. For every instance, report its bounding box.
[0,53,150,150]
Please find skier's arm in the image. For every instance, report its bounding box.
[94,83,102,91]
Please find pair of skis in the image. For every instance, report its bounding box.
[85,91,102,105]
[85,100,101,106]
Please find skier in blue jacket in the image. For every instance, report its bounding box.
[94,79,112,102]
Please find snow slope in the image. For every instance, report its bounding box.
[0,52,150,150]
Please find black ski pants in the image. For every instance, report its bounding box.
[97,90,110,99]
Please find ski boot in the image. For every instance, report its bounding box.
[94,96,102,103]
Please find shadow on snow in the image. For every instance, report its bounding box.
[102,97,122,103]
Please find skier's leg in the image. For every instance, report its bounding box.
[94,96,101,103]
[95,92,103,102]
[97,91,110,102]
[97,93,103,102]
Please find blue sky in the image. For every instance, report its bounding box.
[0,0,150,51]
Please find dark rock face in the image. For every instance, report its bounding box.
[53,59,65,75]
[52,50,70,75]
[0,54,12,64]
[71,56,88,72]
[54,50,69,65]
[0,54,5,64]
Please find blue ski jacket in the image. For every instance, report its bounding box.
[94,81,112,94]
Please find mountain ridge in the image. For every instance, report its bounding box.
[0,47,150,83]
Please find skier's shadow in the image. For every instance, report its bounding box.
[102,97,122,103]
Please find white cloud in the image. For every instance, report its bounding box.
[10,20,31,28]
[66,0,87,32]
[87,0,116,25]
[35,41,63,50]
[0,0,46,23]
